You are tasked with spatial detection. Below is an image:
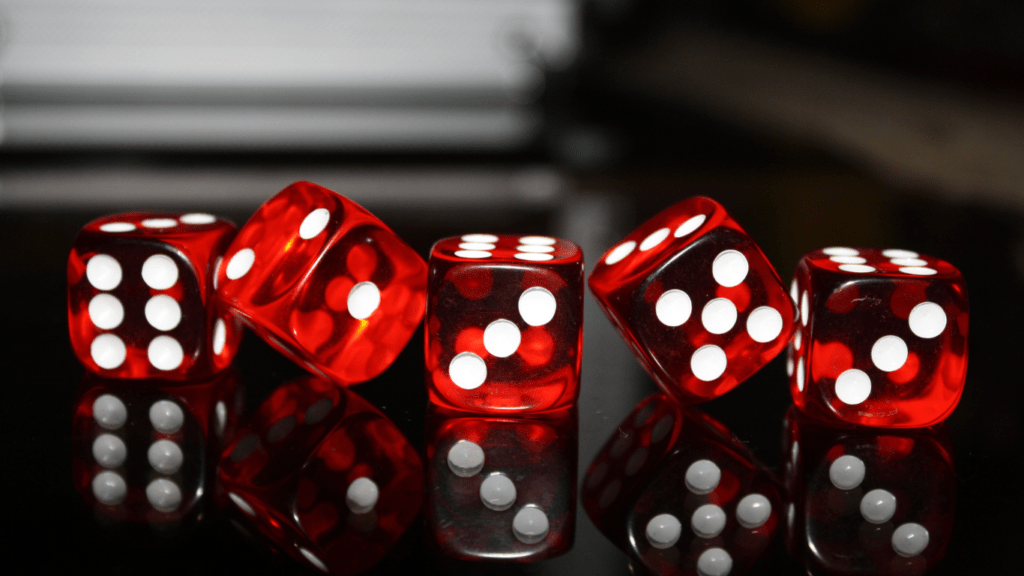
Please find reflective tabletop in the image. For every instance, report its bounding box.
[2,161,1020,575]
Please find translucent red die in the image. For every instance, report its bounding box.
[425,405,577,561]
[589,197,796,404]
[788,247,969,428]
[219,376,423,575]
[783,408,955,575]
[425,234,583,413]
[216,182,427,385]
[71,370,241,524]
[68,212,242,379]
[583,395,780,576]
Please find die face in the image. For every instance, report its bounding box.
[425,406,577,561]
[217,182,427,385]
[220,376,423,575]
[67,212,241,379]
[583,395,780,576]
[589,197,795,403]
[71,371,241,524]
[425,234,583,413]
[789,247,969,428]
[783,409,955,575]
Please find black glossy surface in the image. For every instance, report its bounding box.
[3,161,1022,574]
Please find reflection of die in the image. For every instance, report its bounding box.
[589,197,795,404]
[425,405,577,561]
[219,376,423,575]
[783,408,955,575]
[583,395,779,576]
[426,234,584,413]
[67,212,242,379]
[71,370,241,524]
[789,247,968,428]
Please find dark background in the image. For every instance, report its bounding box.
[2,1,1023,574]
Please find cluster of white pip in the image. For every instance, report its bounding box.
[603,213,785,384]
[89,393,222,514]
[789,248,950,405]
[446,439,550,545]
[827,453,931,558]
[453,234,560,262]
[87,214,233,372]
[643,459,772,575]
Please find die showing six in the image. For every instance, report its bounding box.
[67,212,242,379]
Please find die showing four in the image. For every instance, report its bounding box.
[788,247,969,428]
[68,212,242,379]
[426,234,584,413]
[589,197,797,404]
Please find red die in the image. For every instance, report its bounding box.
[589,197,795,404]
[71,370,241,525]
[220,376,423,575]
[788,247,969,428]
[425,234,584,413]
[583,395,780,576]
[68,212,242,379]
[783,409,954,575]
[216,182,427,385]
[425,405,576,561]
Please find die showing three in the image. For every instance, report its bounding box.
[425,234,584,413]
[789,247,968,428]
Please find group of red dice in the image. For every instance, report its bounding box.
[67,183,968,424]
[67,182,967,573]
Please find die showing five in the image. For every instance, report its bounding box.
[589,196,797,404]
